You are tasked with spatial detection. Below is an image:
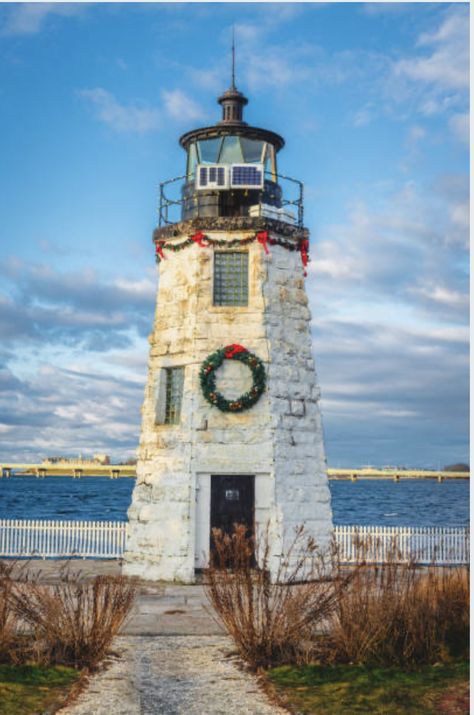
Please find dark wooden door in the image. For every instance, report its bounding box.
[210,475,255,545]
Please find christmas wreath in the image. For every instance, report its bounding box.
[200,344,266,412]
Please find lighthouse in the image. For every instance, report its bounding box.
[123,66,333,582]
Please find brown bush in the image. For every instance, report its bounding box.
[10,571,137,669]
[204,524,355,669]
[0,562,23,663]
[205,527,469,671]
[326,537,470,667]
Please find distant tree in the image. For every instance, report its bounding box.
[444,463,470,472]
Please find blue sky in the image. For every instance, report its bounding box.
[0,2,469,468]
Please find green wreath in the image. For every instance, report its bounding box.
[200,344,266,412]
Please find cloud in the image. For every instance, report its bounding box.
[0,3,84,37]
[0,362,144,462]
[394,8,469,91]
[304,168,468,465]
[162,89,205,123]
[0,261,156,349]
[352,104,375,127]
[0,260,152,460]
[78,88,161,133]
[449,112,469,144]
[79,87,206,133]
[314,316,469,466]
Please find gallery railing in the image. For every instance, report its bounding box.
[158,171,304,228]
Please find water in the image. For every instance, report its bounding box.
[0,477,469,527]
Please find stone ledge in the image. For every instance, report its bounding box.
[153,216,308,241]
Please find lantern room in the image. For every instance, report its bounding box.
[156,72,303,228]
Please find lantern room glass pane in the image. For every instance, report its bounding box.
[240,138,264,163]
[213,252,249,306]
[263,144,277,179]
[187,143,198,178]
[164,367,184,424]
[197,138,223,163]
[218,136,244,164]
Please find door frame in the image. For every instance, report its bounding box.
[194,471,274,570]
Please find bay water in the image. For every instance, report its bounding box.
[0,477,468,527]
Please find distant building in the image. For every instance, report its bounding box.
[43,454,111,465]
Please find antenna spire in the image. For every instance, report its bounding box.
[231,26,236,88]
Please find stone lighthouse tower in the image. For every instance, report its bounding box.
[123,70,333,582]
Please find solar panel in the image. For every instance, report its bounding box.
[199,166,208,187]
[230,164,264,189]
[195,164,229,190]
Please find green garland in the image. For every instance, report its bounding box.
[200,344,266,412]
[155,230,309,274]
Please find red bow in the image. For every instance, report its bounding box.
[300,238,309,276]
[155,241,166,260]
[191,231,208,247]
[224,344,248,359]
[257,231,270,255]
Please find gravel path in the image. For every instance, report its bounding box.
[60,636,287,715]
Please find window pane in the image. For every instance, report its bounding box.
[263,144,277,179]
[218,136,244,164]
[164,367,184,424]
[240,138,264,163]
[213,252,249,306]
[198,138,223,163]
[187,143,198,178]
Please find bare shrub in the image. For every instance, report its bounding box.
[326,536,470,667]
[10,572,137,669]
[205,527,469,671]
[0,561,23,664]
[204,524,355,669]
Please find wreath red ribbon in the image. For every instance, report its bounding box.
[224,344,248,359]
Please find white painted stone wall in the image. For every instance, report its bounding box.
[123,230,333,582]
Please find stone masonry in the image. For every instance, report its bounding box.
[123,225,333,582]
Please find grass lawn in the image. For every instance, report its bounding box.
[267,661,469,715]
[0,664,81,715]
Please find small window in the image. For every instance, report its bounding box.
[213,252,249,306]
[164,367,184,424]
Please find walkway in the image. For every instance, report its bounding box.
[9,562,285,714]
[59,635,287,715]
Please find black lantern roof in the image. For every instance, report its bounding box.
[179,79,284,153]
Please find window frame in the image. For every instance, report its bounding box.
[155,366,185,426]
[212,250,249,307]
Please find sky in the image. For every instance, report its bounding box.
[0,2,469,468]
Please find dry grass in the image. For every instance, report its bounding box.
[326,539,470,667]
[0,563,23,665]
[205,527,469,671]
[204,525,355,669]
[9,570,137,669]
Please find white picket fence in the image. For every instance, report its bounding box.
[335,525,470,565]
[0,520,469,564]
[0,519,127,559]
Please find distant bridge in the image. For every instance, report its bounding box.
[327,468,469,482]
[0,464,469,481]
[0,463,135,479]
